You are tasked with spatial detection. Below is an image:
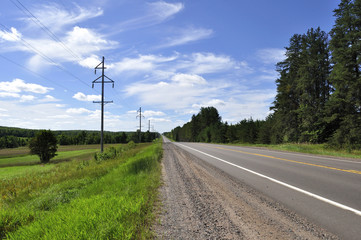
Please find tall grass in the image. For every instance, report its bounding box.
[1,140,163,239]
[228,143,361,159]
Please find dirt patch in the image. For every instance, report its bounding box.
[154,142,338,239]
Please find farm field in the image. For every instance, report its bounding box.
[0,140,163,239]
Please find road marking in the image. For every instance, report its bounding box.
[177,143,361,217]
[209,146,361,175]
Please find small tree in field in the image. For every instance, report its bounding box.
[29,130,58,164]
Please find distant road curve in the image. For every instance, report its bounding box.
[165,137,361,239]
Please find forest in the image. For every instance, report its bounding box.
[167,0,361,150]
[0,126,159,149]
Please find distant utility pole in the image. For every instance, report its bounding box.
[92,56,114,152]
[136,107,144,143]
[148,119,150,132]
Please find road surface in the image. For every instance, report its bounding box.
[157,137,361,239]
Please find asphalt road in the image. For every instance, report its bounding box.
[166,138,361,239]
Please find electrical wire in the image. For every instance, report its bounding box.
[9,0,83,62]
[0,53,76,94]
[0,23,100,94]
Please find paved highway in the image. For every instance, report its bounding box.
[170,140,361,239]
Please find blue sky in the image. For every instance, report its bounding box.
[0,0,339,133]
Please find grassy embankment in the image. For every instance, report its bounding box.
[0,140,163,239]
[228,143,361,159]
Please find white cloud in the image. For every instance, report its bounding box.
[148,1,184,20]
[114,1,183,32]
[41,95,59,102]
[0,27,22,42]
[0,92,20,98]
[72,92,101,102]
[178,53,249,74]
[66,108,92,114]
[0,79,53,94]
[110,54,177,74]
[159,27,213,48]
[192,99,226,109]
[20,95,36,102]
[26,3,103,33]
[143,110,166,117]
[257,48,285,64]
[171,73,207,86]
[78,55,101,68]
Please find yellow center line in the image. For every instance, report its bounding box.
[210,146,361,175]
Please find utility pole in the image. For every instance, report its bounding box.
[148,119,150,132]
[92,56,114,152]
[136,107,144,143]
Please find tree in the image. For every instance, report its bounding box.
[297,27,331,143]
[272,34,303,142]
[29,130,58,164]
[327,0,361,149]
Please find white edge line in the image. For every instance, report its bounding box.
[177,143,361,217]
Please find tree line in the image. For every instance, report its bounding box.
[0,126,159,149]
[167,0,361,150]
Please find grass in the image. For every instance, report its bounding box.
[227,142,361,159]
[0,140,163,239]
[0,165,55,180]
[0,149,98,167]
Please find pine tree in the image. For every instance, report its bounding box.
[328,0,361,149]
[297,27,331,143]
[272,34,303,142]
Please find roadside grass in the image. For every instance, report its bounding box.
[228,142,361,159]
[0,165,55,180]
[0,144,120,159]
[0,149,98,167]
[1,140,162,239]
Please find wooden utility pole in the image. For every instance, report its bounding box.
[92,56,114,152]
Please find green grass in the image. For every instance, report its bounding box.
[0,148,99,167]
[0,140,163,239]
[0,165,55,180]
[227,142,361,159]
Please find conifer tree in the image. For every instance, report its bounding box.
[328,0,361,149]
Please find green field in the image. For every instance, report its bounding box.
[0,140,163,239]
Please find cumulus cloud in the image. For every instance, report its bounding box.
[20,95,36,102]
[0,27,22,42]
[0,79,53,93]
[72,92,101,101]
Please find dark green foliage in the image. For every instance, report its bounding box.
[327,0,361,149]
[0,126,158,149]
[168,107,268,144]
[29,130,58,164]
[272,27,331,143]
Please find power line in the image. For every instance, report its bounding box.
[9,0,82,62]
[136,107,145,143]
[0,53,76,94]
[92,56,114,153]
[0,23,99,94]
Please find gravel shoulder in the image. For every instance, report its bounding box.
[154,142,338,239]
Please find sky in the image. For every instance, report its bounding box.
[0,0,340,133]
